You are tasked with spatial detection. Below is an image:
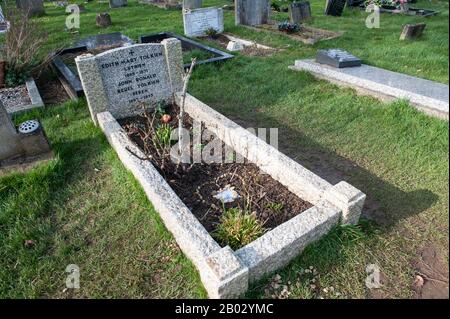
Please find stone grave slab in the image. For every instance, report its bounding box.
[290,59,449,119]
[324,0,346,16]
[0,101,23,161]
[235,0,270,26]
[183,7,224,37]
[400,23,426,41]
[316,49,361,68]
[76,40,183,123]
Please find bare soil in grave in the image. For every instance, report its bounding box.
[36,72,70,106]
[249,22,343,45]
[203,34,279,57]
[118,104,313,238]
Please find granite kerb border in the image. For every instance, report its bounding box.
[96,93,366,298]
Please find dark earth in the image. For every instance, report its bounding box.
[119,104,313,242]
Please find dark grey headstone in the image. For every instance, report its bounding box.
[109,0,128,8]
[316,49,361,68]
[324,0,346,17]
[289,1,312,24]
[399,23,426,41]
[235,0,270,26]
[96,12,112,28]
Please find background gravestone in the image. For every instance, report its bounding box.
[15,0,45,16]
[75,40,183,123]
[316,49,362,68]
[0,101,23,161]
[400,23,426,41]
[183,7,224,37]
[235,0,270,26]
[109,0,128,8]
[183,0,202,10]
[96,12,112,27]
[289,1,312,24]
[324,0,346,17]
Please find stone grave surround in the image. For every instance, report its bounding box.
[183,7,224,37]
[75,39,183,124]
[235,0,270,26]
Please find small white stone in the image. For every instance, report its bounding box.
[226,41,244,52]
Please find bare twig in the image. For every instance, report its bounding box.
[177,58,197,170]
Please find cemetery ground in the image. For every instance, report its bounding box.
[0,0,448,298]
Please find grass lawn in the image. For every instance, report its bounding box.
[0,0,448,299]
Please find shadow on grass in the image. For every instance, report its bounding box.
[230,112,439,228]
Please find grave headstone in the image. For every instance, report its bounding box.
[324,0,346,17]
[109,0,128,8]
[316,49,361,68]
[235,0,270,26]
[399,23,426,41]
[0,101,23,161]
[183,7,224,37]
[96,12,112,27]
[15,0,45,16]
[289,1,312,24]
[183,0,202,10]
[75,40,184,123]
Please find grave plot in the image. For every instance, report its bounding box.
[51,32,134,100]
[246,21,343,45]
[139,32,233,68]
[76,40,366,298]
[290,58,449,119]
[202,33,280,57]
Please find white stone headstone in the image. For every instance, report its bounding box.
[183,7,224,37]
[76,40,184,123]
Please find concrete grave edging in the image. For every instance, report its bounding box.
[96,93,366,298]
[5,78,44,114]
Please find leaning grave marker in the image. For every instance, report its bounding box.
[183,7,224,37]
[77,39,366,298]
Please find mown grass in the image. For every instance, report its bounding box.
[0,0,448,298]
